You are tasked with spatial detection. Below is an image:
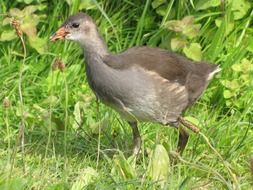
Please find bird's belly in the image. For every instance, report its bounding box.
[86,64,186,124]
[108,93,160,123]
[87,65,160,121]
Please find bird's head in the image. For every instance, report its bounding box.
[50,12,96,43]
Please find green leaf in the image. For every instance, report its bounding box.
[156,5,167,16]
[204,17,225,61]
[152,0,166,9]
[24,0,34,4]
[147,144,170,187]
[73,101,82,130]
[21,22,37,38]
[0,30,17,41]
[182,23,201,39]
[171,37,187,51]
[221,80,240,90]
[0,177,26,190]
[113,152,136,179]
[184,116,200,126]
[232,58,253,73]
[65,0,72,5]
[246,37,253,53]
[225,100,232,106]
[79,0,97,10]
[28,37,47,54]
[143,15,155,30]
[183,43,202,61]
[89,114,109,134]
[167,16,200,38]
[231,0,250,20]
[223,90,233,99]
[167,20,184,32]
[16,0,34,4]
[215,18,234,36]
[2,17,12,25]
[45,183,67,190]
[23,5,38,15]
[196,0,220,10]
[9,8,24,17]
[241,74,250,83]
[181,16,195,26]
[167,16,194,32]
[71,167,98,190]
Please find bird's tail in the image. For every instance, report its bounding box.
[207,65,221,81]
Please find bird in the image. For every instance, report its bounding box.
[50,12,220,155]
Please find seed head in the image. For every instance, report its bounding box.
[52,58,65,72]
[11,18,22,37]
[3,97,11,108]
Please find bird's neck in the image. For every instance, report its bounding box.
[81,30,109,60]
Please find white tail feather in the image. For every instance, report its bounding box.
[207,66,221,80]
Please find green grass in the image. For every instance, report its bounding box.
[0,0,253,189]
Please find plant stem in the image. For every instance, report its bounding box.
[10,19,27,175]
[18,32,26,173]
[63,71,69,174]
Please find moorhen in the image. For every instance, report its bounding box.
[50,13,220,155]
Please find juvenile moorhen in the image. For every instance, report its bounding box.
[50,13,220,155]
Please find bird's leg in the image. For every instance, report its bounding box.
[128,121,141,155]
[176,125,189,155]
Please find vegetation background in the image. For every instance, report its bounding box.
[0,0,253,189]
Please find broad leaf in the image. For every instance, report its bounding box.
[21,22,37,38]
[215,18,234,36]
[223,90,234,99]
[167,16,200,38]
[167,20,184,32]
[184,116,200,126]
[9,8,24,17]
[152,0,166,9]
[232,58,253,73]
[171,37,187,51]
[79,0,97,10]
[183,43,202,61]
[73,101,82,130]
[2,17,12,26]
[156,5,167,16]
[147,144,170,187]
[28,37,47,54]
[23,5,38,15]
[71,167,98,190]
[182,23,201,39]
[196,0,220,10]
[221,80,240,90]
[246,37,253,53]
[0,30,17,41]
[231,0,250,20]
[113,152,136,180]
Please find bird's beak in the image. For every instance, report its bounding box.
[50,26,69,42]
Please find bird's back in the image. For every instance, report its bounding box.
[103,46,220,105]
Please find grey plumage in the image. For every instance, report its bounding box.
[51,12,220,155]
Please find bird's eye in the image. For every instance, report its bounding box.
[72,23,79,28]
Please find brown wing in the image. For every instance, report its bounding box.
[103,46,218,104]
[104,47,188,84]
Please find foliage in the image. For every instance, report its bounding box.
[0,0,253,189]
[1,5,47,53]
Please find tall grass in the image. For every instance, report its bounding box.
[0,0,253,189]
